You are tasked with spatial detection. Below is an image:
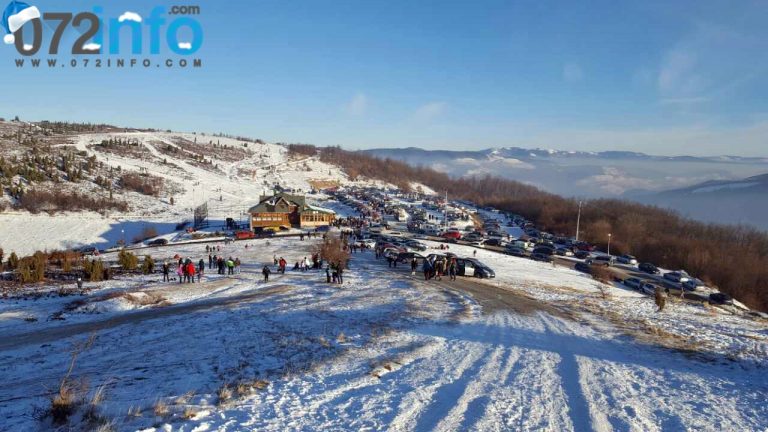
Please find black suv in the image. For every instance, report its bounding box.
[638,262,660,274]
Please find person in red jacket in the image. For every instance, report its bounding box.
[186,261,196,283]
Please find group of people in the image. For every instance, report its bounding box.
[208,254,241,275]
[421,255,457,281]
[161,257,206,283]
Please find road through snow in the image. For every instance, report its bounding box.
[1,249,765,431]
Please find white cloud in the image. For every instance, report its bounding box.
[412,102,447,122]
[563,63,584,83]
[576,167,656,195]
[345,93,368,116]
[118,12,142,23]
[178,42,192,50]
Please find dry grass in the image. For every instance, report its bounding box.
[182,407,198,420]
[122,291,168,307]
[252,379,269,391]
[127,405,142,418]
[174,390,195,405]
[153,399,169,417]
[217,384,233,405]
[318,336,331,348]
[50,385,78,425]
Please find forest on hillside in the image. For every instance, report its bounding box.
[289,144,768,312]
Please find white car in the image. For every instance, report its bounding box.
[663,271,690,284]
[358,239,376,248]
[617,254,638,265]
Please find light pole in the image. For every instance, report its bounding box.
[575,200,583,242]
[607,233,612,256]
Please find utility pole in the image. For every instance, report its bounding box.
[575,200,582,242]
[444,191,448,231]
[608,233,612,256]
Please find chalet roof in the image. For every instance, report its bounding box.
[248,193,334,215]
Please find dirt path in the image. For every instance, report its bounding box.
[0,284,291,352]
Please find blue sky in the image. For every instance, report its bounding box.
[1,0,767,156]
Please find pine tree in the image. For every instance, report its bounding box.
[142,255,155,274]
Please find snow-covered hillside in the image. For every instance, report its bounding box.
[0,127,378,256]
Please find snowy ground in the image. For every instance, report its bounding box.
[1,235,766,431]
[0,130,390,256]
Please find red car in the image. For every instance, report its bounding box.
[441,231,462,240]
[235,230,255,240]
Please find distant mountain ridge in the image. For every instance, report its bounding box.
[636,173,768,230]
[364,146,768,164]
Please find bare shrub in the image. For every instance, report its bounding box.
[120,172,163,196]
[313,235,350,270]
[217,384,233,405]
[18,189,128,214]
[49,334,96,424]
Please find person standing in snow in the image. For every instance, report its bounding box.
[423,259,433,281]
[161,261,170,282]
[235,257,241,274]
[197,258,205,282]
[448,257,457,281]
[227,257,235,275]
[176,262,184,283]
[326,265,331,283]
[411,258,418,276]
[208,253,213,269]
[262,265,271,282]
[188,260,197,283]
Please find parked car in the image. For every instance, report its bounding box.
[574,262,592,274]
[405,240,427,251]
[709,292,734,305]
[532,246,555,256]
[682,279,705,291]
[663,271,690,284]
[148,238,169,246]
[396,252,425,263]
[78,245,99,254]
[555,247,574,257]
[616,254,638,265]
[574,242,595,252]
[481,238,504,247]
[622,277,643,290]
[586,255,614,266]
[574,250,591,260]
[640,282,657,295]
[359,239,377,249]
[234,230,255,240]
[441,230,462,240]
[505,246,527,257]
[638,262,660,274]
[463,232,483,243]
[530,253,553,263]
[456,258,495,279]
